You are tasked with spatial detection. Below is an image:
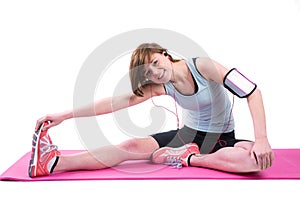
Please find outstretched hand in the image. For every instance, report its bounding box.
[35,112,68,132]
[251,138,274,170]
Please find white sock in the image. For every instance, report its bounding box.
[47,156,58,173]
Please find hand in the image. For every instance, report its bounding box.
[35,112,69,132]
[251,137,274,170]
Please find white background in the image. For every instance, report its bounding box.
[1,0,299,199]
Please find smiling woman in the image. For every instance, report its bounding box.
[29,41,274,177]
[129,43,181,97]
[1,0,299,199]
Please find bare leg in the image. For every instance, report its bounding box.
[53,137,159,172]
[190,141,260,173]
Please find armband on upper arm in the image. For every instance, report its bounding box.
[223,68,257,98]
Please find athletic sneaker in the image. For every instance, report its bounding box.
[28,121,60,177]
[151,143,200,168]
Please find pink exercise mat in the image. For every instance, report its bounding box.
[1,149,299,181]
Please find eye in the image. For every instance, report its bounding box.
[152,59,158,66]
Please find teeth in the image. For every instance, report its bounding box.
[159,71,164,79]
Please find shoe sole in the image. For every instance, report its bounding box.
[28,122,45,177]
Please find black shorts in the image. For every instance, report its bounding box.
[151,126,251,154]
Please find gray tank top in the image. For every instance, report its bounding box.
[163,58,235,133]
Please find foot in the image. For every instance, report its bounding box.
[151,143,200,168]
[28,121,60,177]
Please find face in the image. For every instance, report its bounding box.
[143,52,173,84]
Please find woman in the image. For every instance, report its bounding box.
[29,43,274,177]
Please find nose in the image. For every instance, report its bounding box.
[146,66,160,79]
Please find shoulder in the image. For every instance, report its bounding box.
[129,84,166,106]
[193,57,229,84]
[141,84,166,98]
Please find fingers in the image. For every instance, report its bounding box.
[35,115,51,132]
[35,118,44,132]
[269,151,275,167]
[252,151,258,165]
[253,151,274,170]
[43,122,54,131]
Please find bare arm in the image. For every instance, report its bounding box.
[74,92,151,117]
[36,83,166,131]
[195,57,268,139]
[195,57,274,169]
[247,88,274,168]
[247,89,267,139]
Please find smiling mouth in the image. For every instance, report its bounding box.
[158,71,165,80]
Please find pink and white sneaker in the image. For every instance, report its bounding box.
[151,143,200,168]
[28,121,60,177]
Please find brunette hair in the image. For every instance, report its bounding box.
[129,43,179,97]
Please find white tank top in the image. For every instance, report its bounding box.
[163,58,235,133]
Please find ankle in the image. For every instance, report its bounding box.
[49,156,59,173]
[187,154,194,166]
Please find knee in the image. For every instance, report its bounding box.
[117,137,159,154]
[117,138,141,153]
[234,141,254,151]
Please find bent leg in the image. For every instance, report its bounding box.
[190,141,260,173]
[54,137,159,172]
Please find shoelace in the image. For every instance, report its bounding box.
[165,157,182,168]
[39,135,58,162]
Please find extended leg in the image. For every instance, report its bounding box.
[54,137,159,172]
[190,141,260,173]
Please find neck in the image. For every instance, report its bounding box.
[170,60,187,83]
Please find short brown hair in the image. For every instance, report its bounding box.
[129,43,179,97]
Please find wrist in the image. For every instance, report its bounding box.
[254,129,267,140]
[61,110,73,120]
[255,135,268,142]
